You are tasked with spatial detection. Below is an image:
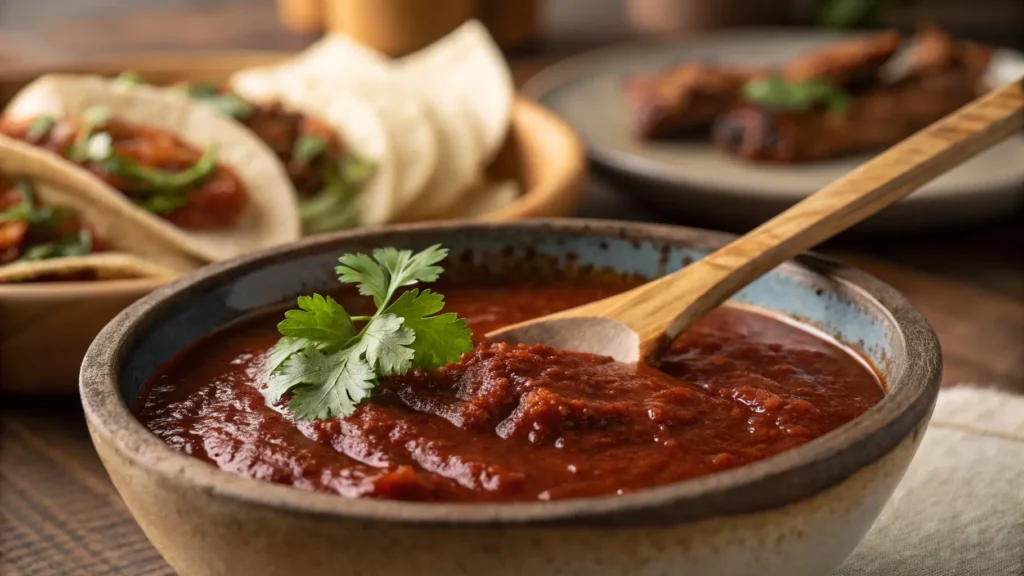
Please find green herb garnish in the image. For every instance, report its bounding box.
[19,229,92,261]
[742,76,852,113]
[26,115,55,143]
[135,191,190,214]
[265,244,473,420]
[0,182,51,225]
[68,106,112,162]
[0,181,92,262]
[185,82,252,120]
[300,155,376,235]
[68,115,219,214]
[101,144,219,192]
[115,71,144,86]
[293,134,327,166]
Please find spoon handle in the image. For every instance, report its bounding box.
[613,78,1024,360]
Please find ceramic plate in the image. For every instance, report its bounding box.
[525,29,1024,233]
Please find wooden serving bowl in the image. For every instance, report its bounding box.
[80,219,941,576]
[0,52,585,394]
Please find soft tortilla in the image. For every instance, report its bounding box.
[276,30,486,222]
[0,253,175,283]
[393,97,482,221]
[3,74,301,262]
[228,69,398,226]
[397,19,513,166]
[447,179,521,219]
[0,135,195,283]
[233,36,438,220]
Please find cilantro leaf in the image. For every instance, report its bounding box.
[277,294,356,350]
[383,289,472,368]
[742,76,852,113]
[101,144,219,193]
[336,244,448,307]
[265,335,307,374]
[115,71,144,86]
[268,244,473,421]
[335,252,389,306]
[19,229,93,261]
[269,345,376,420]
[134,192,189,214]
[351,314,415,376]
[26,116,54,143]
[375,244,448,290]
[293,134,327,166]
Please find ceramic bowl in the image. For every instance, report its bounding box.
[80,219,941,576]
[0,53,585,393]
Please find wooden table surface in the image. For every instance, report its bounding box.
[0,2,1021,574]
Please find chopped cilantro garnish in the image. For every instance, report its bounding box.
[300,155,376,235]
[100,144,219,193]
[19,229,93,261]
[115,71,144,86]
[26,116,55,143]
[0,182,93,262]
[742,76,852,113]
[185,82,252,120]
[292,134,327,166]
[68,115,219,215]
[265,244,473,420]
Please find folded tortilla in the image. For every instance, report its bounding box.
[0,135,194,283]
[3,74,301,262]
[231,43,437,220]
[225,70,398,227]
[277,25,499,221]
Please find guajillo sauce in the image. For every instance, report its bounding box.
[137,279,883,502]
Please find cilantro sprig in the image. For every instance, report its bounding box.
[265,244,472,420]
[742,76,852,113]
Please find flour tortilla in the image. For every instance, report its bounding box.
[397,19,513,166]
[393,97,482,221]
[3,74,301,262]
[278,30,489,221]
[233,36,438,219]
[447,179,521,219]
[0,135,193,283]
[227,68,397,226]
[0,253,175,283]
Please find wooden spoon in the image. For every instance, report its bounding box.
[488,78,1024,364]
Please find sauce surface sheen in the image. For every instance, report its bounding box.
[138,279,883,502]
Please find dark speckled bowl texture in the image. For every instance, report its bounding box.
[80,219,941,576]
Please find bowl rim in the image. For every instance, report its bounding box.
[79,218,942,527]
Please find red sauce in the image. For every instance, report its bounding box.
[137,279,883,502]
[1,118,247,230]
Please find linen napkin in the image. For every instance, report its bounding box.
[833,387,1024,576]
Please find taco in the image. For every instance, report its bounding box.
[114,70,398,235]
[229,42,437,224]
[1,74,301,262]
[278,20,512,221]
[0,135,193,283]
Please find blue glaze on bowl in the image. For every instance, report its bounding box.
[120,223,898,408]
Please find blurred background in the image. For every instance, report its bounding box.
[0,0,1020,64]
